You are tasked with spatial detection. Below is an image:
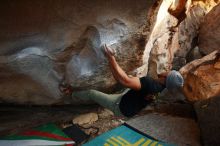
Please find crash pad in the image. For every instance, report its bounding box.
[83,124,174,146]
[0,123,75,146]
[126,113,200,146]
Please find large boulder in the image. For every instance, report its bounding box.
[194,95,220,146]
[0,0,157,105]
[141,0,219,78]
[199,4,220,55]
[0,0,219,105]
[180,51,220,102]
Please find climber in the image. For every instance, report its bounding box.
[59,44,184,117]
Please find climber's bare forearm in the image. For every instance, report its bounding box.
[107,56,141,90]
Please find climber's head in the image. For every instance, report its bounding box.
[166,70,184,93]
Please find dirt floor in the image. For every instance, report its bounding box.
[0,99,197,145]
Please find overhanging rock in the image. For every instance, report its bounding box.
[0,0,156,105]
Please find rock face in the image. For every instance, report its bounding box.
[0,0,156,105]
[0,0,219,105]
[199,4,220,55]
[180,51,220,102]
[194,96,220,146]
[141,0,219,78]
[72,112,98,125]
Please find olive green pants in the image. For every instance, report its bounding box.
[72,89,129,116]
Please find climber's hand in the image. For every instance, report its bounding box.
[59,83,73,97]
[104,44,115,58]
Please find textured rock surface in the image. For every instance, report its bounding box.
[0,0,219,105]
[0,104,99,136]
[194,96,220,146]
[0,0,156,105]
[98,108,114,119]
[180,51,220,102]
[72,112,98,125]
[142,0,219,78]
[199,4,220,55]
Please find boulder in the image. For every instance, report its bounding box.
[180,51,220,102]
[98,108,114,119]
[194,96,220,146]
[0,0,157,105]
[199,4,220,55]
[142,0,218,78]
[168,0,187,26]
[185,46,203,63]
[72,112,98,125]
[0,0,219,105]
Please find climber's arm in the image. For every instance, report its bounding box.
[104,45,141,91]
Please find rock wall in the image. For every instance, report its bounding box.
[141,0,219,78]
[0,0,219,105]
[195,95,220,146]
[199,4,220,55]
[184,57,220,101]
[0,0,156,105]
[180,51,220,102]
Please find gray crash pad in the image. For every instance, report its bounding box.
[126,113,201,146]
